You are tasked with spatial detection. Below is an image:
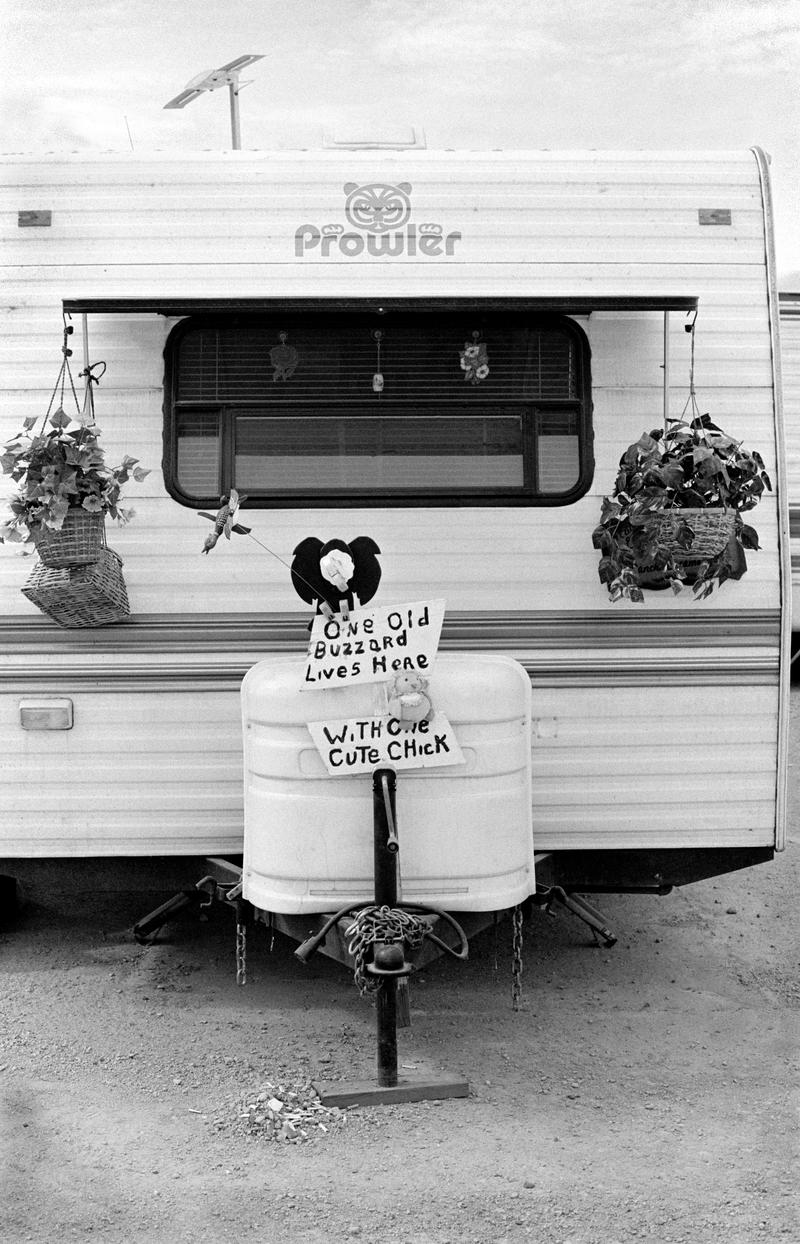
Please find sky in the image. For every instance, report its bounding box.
[2,0,799,283]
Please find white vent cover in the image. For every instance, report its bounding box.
[322,126,426,150]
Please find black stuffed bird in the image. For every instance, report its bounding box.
[291,536,382,618]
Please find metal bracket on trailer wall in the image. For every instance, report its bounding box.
[132,857,243,943]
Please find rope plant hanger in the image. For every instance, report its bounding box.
[18,319,111,567]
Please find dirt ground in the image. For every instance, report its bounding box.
[2,706,799,1244]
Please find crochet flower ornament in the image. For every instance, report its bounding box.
[460,340,489,385]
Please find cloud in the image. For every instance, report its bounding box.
[352,0,800,79]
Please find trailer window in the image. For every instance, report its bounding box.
[164,312,592,508]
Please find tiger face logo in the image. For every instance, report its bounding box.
[343,182,412,234]
[294,181,461,258]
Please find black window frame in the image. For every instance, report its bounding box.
[163,304,593,509]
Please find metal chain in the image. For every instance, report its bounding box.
[511,904,524,1012]
[346,905,427,998]
[236,920,247,986]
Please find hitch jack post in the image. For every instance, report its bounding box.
[313,767,470,1108]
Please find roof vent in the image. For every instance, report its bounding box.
[322,126,426,150]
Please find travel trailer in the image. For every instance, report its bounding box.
[779,291,800,641]
[0,146,789,913]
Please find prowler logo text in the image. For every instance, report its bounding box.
[294,182,462,259]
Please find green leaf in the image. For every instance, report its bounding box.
[44,496,71,528]
[660,463,684,488]
[597,556,616,584]
[635,432,660,453]
[49,408,71,429]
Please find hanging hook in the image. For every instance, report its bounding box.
[61,311,74,356]
[78,360,106,424]
[79,361,106,385]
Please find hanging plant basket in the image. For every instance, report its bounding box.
[22,548,129,628]
[649,506,738,565]
[638,507,739,588]
[0,325,150,560]
[31,508,106,569]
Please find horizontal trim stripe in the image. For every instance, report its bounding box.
[62,295,700,316]
[0,656,779,693]
[0,609,781,653]
[0,612,781,689]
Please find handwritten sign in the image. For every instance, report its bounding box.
[307,711,464,776]
[301,599,445,690]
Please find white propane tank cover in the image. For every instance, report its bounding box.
[241,653,533,914]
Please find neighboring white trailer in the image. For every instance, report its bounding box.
[0,148,789,893]
[779,292,800,631]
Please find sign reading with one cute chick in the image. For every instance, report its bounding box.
[308,711,464,776]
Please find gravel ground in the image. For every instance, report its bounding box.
[1,695,799,1244]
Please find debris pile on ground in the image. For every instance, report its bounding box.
[237,1079,348,1143]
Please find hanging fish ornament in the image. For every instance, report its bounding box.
[372,329,384,394]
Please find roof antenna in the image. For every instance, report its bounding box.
[163,54,265,150]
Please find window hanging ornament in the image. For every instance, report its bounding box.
[269,331,298,382]
[372,329,384,394]
[460,331,489,385]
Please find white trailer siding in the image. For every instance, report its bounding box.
[779,294,800,625]
[0,150,786,858]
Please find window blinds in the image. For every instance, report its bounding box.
[175,318,579,407]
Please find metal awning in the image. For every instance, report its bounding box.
[64,295,697,428]
[62,295,699,316]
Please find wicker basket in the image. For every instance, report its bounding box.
[32,508,105,569]
[639,508,738,588]
[22,548,129,628]
[648,508,738,561]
